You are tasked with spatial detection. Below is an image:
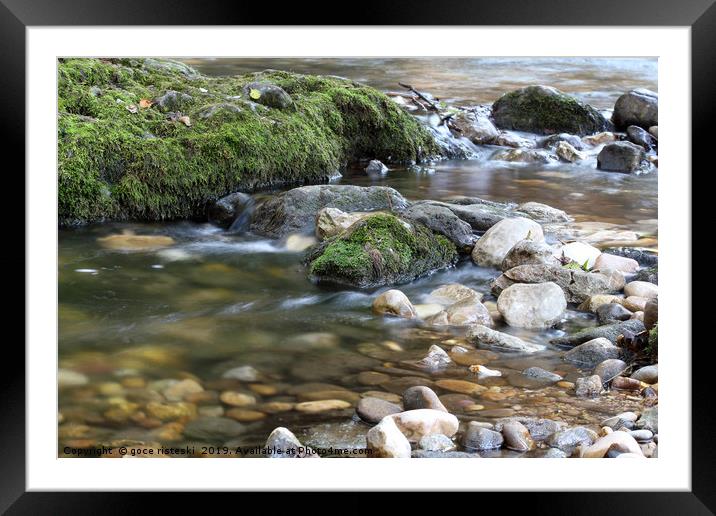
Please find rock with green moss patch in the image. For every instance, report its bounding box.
[243,82,293,109]
[58,58,439,225]
[492,85,611,136]
[251,185,407,237]
[306,213,457,288]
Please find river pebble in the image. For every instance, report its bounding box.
[366,417,411,458]
[462,423,504,450]
[295,400,352,413]
[356,397,402,424]
[418,433,456,452]
[403,386,448,412]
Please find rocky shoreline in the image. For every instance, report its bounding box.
[58,58,658,459]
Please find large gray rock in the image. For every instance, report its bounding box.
[492,85,611,135]
[251,185,408,237]
[491,263,624,303]
[597,141,646,173]
[551,320,645,347]
[490,148,554,164]
[402,203,477,252]
[497,282,566,329]
[612,89,658,129]
[153,90,193,112]
[501,240,561,271]
[472,217,544,268]
[466,324,545,353]
[563,337,622,367]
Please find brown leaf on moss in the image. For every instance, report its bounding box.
[178,115,191,127]
[139,99,154,109]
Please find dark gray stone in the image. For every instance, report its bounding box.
[597,141,646,173]
[154,90,193,112]
[243,82,293,109]
[547,426,598,454]
[593,358,628,381]
[522,366,563,383]
[626,125,656,150]
[365,160,389,175]
[564,338,621,367]
[207,191,254,229]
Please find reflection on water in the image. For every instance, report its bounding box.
[58,58,657,456]
[183,57,657,109]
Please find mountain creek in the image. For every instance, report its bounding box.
[58,57,658,458]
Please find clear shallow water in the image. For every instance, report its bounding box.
[58,58,657,456]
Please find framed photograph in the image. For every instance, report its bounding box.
[5,0,709,510]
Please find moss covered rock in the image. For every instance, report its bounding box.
[306,213,457,288]
[58,58,439,225]
[492,85,611,136]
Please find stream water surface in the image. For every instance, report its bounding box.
[58,58,658,457]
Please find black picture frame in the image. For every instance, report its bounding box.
[3,0,707,512]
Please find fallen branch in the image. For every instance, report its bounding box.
[398,82,441,113]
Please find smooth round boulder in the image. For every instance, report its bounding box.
[264,427,318,458]
[492,85,610,135]
[472,217,544,268]
[365,159,389,175]
[575,375,604,397]
[497,282,566,329]
[612,89,658,129]
[631,365,658,384]
[418,433,456,452]
[644,298,658,330]
[626,125,656,150]
[372,289,416,319]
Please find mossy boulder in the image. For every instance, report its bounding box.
[58,58,439,225]
[306,213,458,288]
[492,85,611,136]
[250,184,408,237]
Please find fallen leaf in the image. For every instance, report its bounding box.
[249,88,261,100]
[178,115,191,127]
[126,104,138,114]
[139,99,154,109]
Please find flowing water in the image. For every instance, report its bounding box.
[58,58,657,457]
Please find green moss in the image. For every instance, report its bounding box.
[308,213,457,288]
[492,85,610,135]
[58,59,439,225]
